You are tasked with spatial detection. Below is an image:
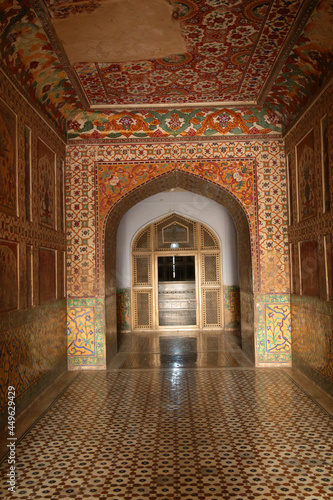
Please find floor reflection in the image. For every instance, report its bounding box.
[111,330,252,370]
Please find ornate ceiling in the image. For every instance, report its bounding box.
[0,0,332,134]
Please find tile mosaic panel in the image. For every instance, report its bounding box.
[117,288,130,331]
[224,285,240,330]
[0,240,18,312]
[66,146,97,298]
[67,298,105,369]
[256,294,291,365]
[0,99,17,216]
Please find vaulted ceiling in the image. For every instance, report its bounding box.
[1,0,332,135]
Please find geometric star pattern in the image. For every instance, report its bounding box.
[0,367,332,498]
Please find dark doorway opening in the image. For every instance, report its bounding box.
[158,255,196,326]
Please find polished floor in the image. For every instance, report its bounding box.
[1,331,333,499]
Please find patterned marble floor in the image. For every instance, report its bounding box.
[1,331,333,499]
[110,331,253,369]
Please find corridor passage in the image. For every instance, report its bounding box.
[1,331,333,499]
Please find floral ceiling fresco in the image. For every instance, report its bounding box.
[0,0,332,133]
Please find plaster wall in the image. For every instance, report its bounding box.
[116,191,239,289]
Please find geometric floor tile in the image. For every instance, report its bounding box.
[1,331,333,499]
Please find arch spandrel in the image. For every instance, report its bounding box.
[102,167,257,293]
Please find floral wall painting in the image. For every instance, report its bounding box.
[321,115,330,213]
[324,235,333,301]
[296,129,316,222]
[0,99,17,217]
[299,240,319,297]
[38,139,55,228]
[39,247,56,304]
[0,240,18,312]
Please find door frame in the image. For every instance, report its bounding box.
[154,251,200,330]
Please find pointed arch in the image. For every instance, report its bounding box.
[104,170,255,363]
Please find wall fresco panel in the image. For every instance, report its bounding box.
[39,248,56,304]
[296,129,316,222]
[38,139,56,229]
[299,240,319,297]
[0,240,18,312]
[0,99,17,217]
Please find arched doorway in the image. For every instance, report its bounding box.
[131,213,223,330]
[104,170,254,364]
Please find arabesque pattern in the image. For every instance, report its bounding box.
[266,0,333,128]
[66,139,287,298]
[257,294,291,364]
[67,298,105,368]
[1,370,332,497]
[60,0,304,106]
[68,107,281,141]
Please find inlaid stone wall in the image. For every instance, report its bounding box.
[285,83,333,396]
[0,72,67,426]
